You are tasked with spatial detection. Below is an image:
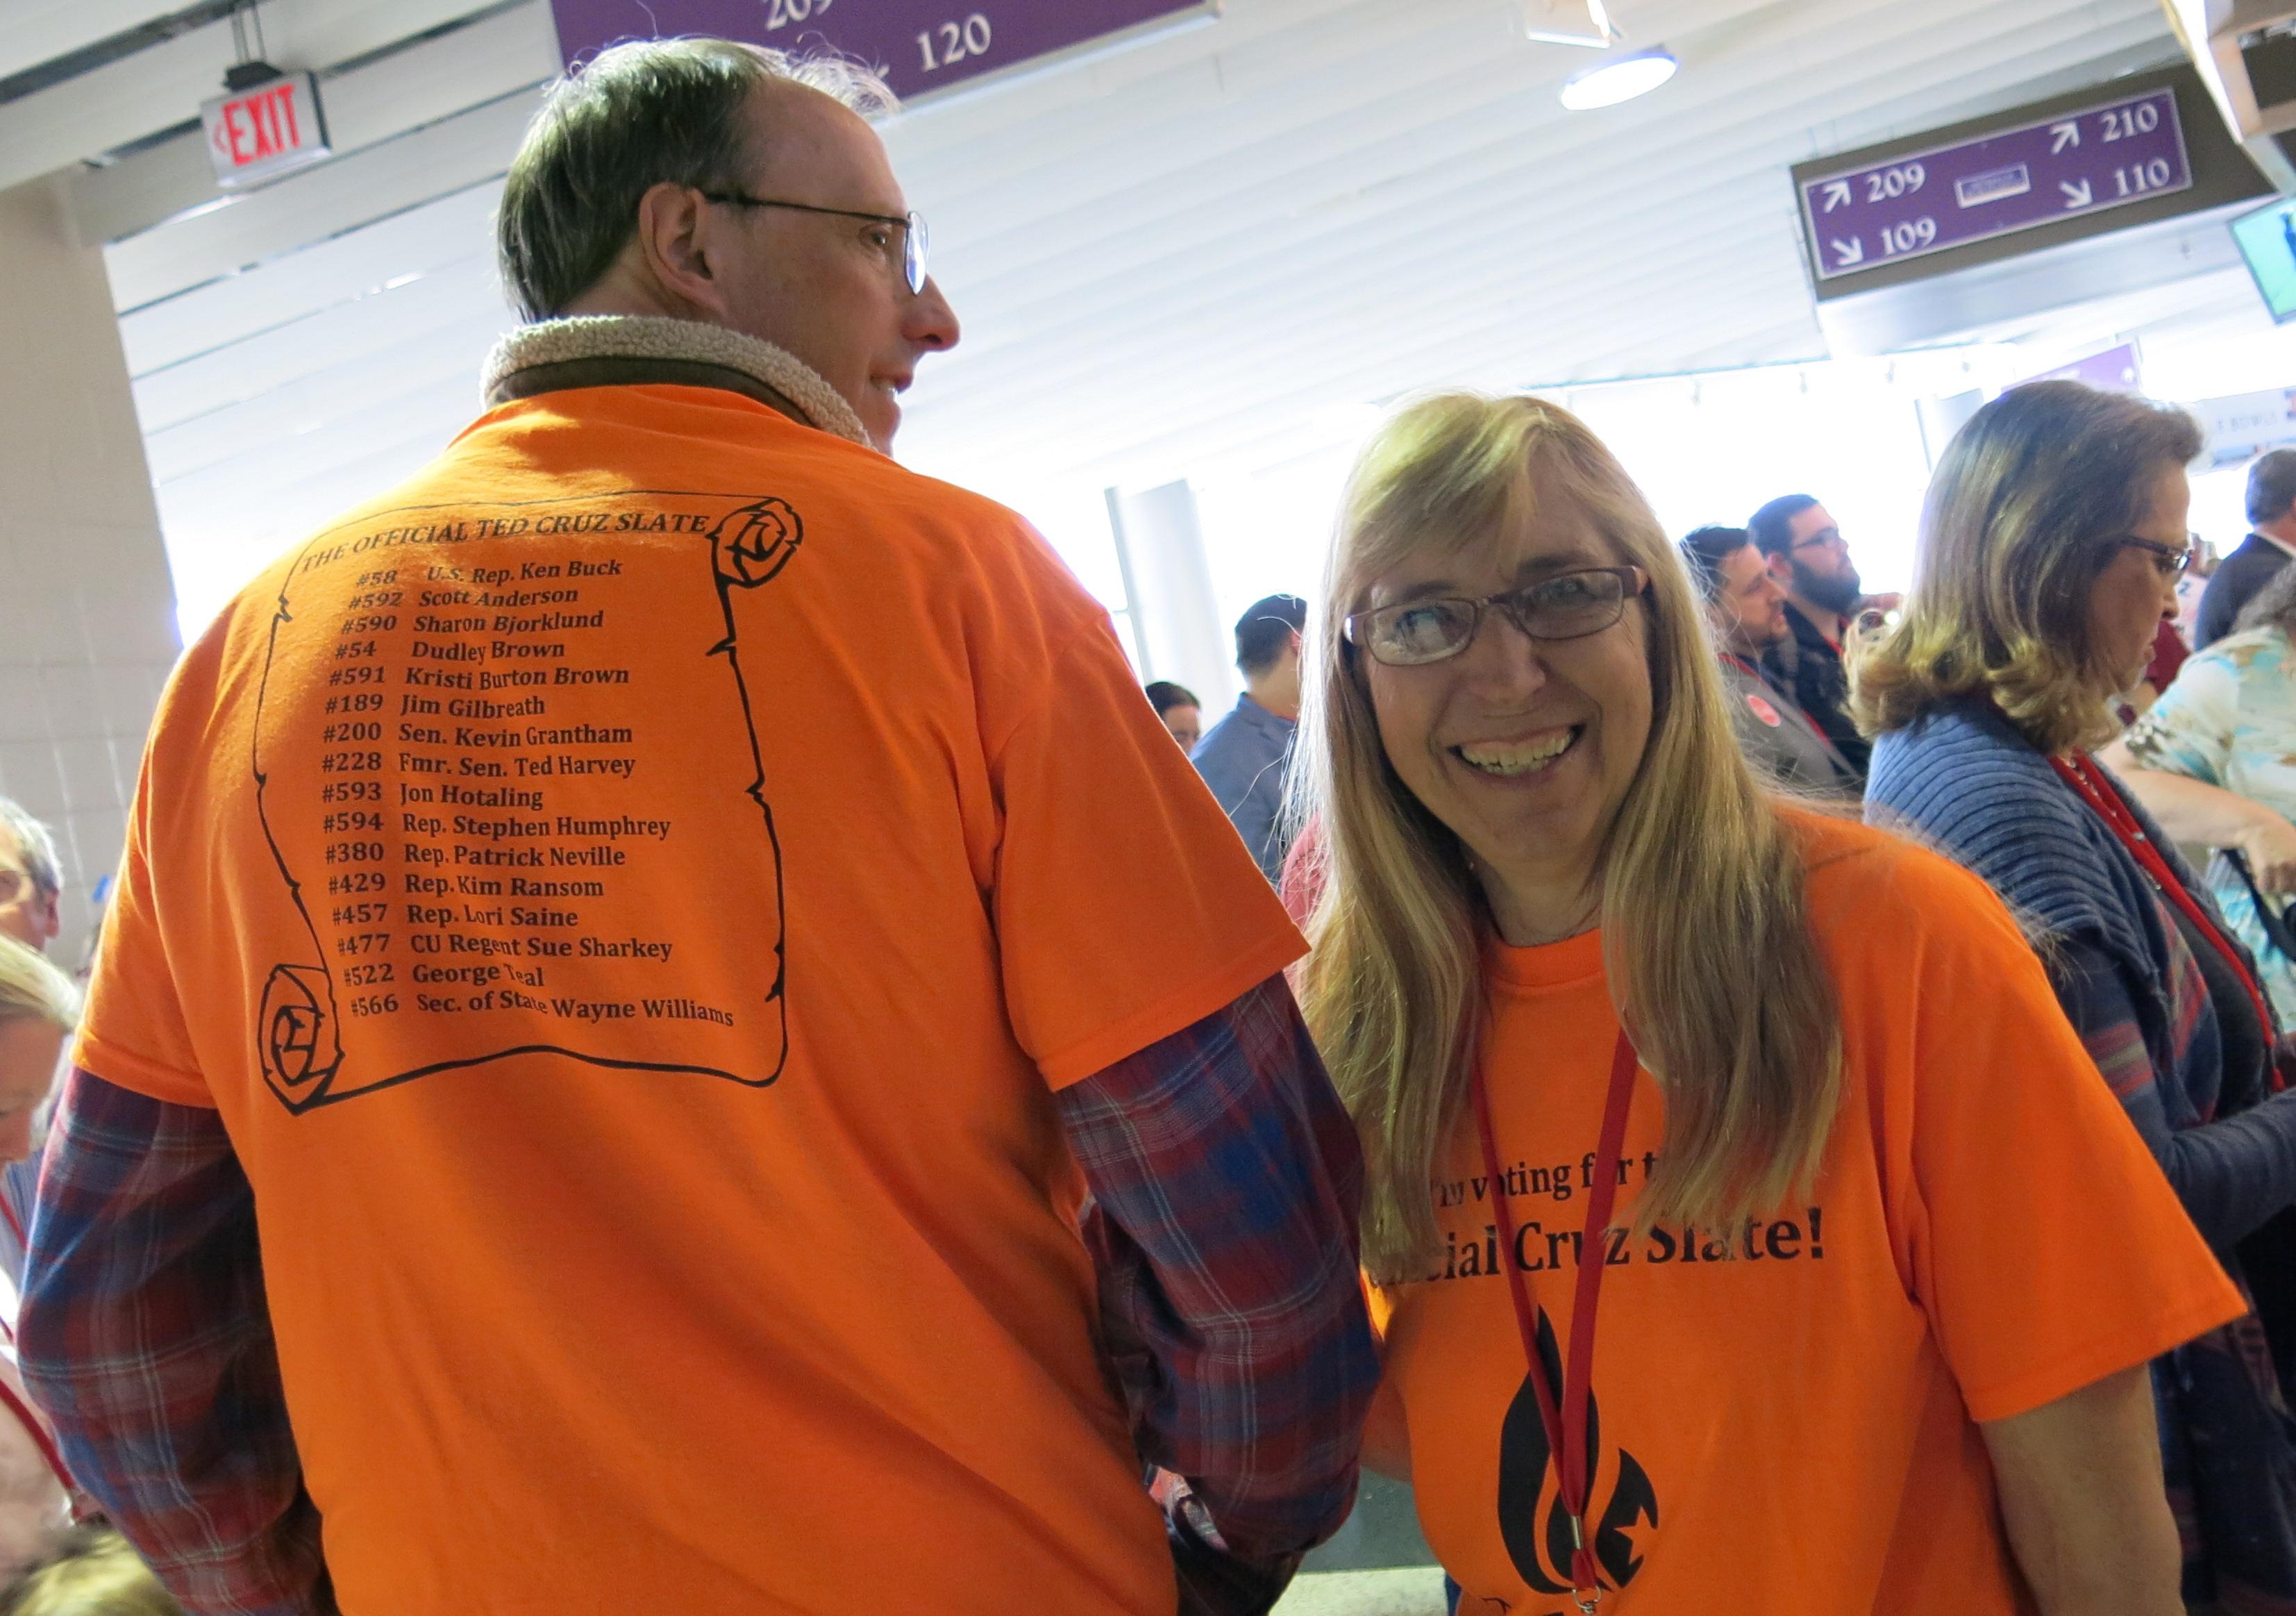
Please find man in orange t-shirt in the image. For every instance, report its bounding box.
[1374,814,2243,1613]
[20,39,1376,1616]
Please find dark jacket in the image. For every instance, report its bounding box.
[2197,532,2293,649]
[1715,653,1859,796]
[1761,601,1869,778]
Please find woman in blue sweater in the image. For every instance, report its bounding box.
[1861,379,2296,1608]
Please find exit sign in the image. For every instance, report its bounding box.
[199,72,330,189]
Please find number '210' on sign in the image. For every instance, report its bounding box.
[1796,85,2193,282]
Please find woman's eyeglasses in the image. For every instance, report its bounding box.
[2116,535,2196,577]
[1345,566,1649,667]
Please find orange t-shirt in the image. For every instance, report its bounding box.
[78,385,1304,1615]
[1376,812,2241,1615]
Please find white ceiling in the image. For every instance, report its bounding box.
[22,0,2195,628]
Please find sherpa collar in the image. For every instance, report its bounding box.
[481,315,872,448]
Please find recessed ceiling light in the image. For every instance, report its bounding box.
[1560,46,1678,110]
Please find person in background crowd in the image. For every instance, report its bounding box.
[2195,448,2296,648]
[1677,524,1858,796]
[0,1529,185,1616]
[2176,534,2220,646]
[0,810,59,961]
[1748,493,1883,777]
[1860,380,2296,1607]
[20,39,1375,1616]
[0,939,73,1581]
[1193,594,1308,882]
[0,800,61,1286]
[1293,390,2233,1615]
[1144,680,1203,751]
[2100,563,2296,1024]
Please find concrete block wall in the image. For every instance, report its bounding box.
[0,174,180,971]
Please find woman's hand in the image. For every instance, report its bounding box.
[1982,1364,2181,1615]
[2238,810,2296,895]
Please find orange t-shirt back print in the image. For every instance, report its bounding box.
[78,384,1305,1616]
[249,491,804,1108]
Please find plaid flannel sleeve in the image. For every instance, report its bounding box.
[1057,973,1379,1616]
[17,1068,333,1616]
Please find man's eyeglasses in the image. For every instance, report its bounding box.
[1345,567,1649,667]
[2117,535,2196,576]
[698,192,930,295]
[1791,528,1847,555]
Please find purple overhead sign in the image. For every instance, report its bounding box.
[547,0,1216,101]
[1798,86,2193,283]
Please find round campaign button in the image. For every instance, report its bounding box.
[1745,693,1785,728]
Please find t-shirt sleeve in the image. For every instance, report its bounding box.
[991,619,1306,1090]
[1865,843,2243,1424]
[72,725,212,1111]
[2121,653,2237,786]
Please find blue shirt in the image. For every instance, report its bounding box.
[1192,694,1296,882]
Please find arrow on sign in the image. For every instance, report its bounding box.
[1831,237,1865,267]
[1821,180,1851,212]
[2059,178,2093,208]
[2050,120,2079,153]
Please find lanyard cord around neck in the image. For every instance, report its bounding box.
[2049,753,2281,1091]
[1469,1028,1639,1613]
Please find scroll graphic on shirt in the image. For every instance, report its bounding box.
[249,491,800,1113]
[1493,1306,1659,1606]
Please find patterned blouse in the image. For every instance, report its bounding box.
[2122,625,2296,1022]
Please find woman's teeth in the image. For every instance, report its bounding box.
[1457,729,1577,777]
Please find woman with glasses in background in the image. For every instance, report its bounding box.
[1862,379,2296,1609]
[1290,390,2238,1615]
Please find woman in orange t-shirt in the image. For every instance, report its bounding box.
[1287,392,2243,1615]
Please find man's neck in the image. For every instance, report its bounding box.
[2256,522,2296,558]
[1243,681,1298,723]
[1785,592,1845,643]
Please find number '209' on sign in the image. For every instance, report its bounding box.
[763,0,996,75]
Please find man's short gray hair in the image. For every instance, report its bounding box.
[498,37,897,322]
[0,800,60,908]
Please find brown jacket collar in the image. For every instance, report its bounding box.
[480,316,873,448]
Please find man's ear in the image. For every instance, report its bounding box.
[630,182,730,321]
[1763,550,1793,586]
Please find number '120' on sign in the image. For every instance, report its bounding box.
[918,12,994,71]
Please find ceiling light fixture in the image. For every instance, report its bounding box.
[1559,45,1679,110]
[1523,0,1616,48]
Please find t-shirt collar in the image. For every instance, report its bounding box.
[1485,927,1605,990]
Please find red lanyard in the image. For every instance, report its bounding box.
[2049,753,2281,1089]
[1470,1029,1639,1613]
[1718,653,1834,750]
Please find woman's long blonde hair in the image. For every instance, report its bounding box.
[1290,393,1842,1281]
[0,936,74,1034]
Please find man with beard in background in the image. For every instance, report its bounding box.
[1749,494,1891,780]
